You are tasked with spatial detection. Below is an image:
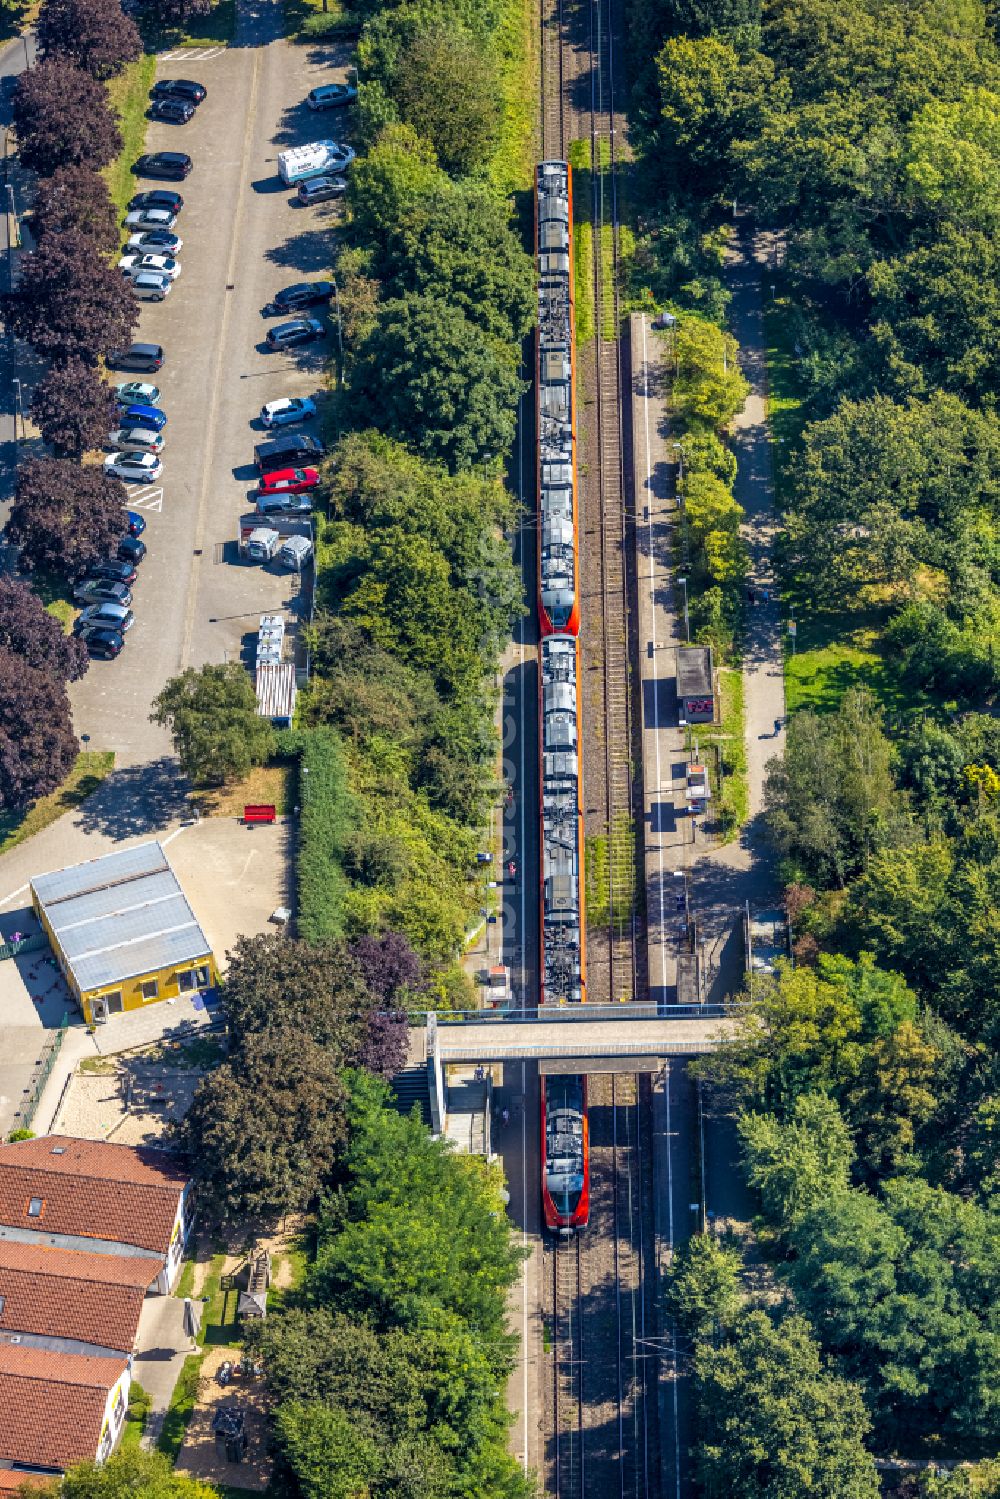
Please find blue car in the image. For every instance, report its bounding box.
[124,511,147,537]
[121,403,167,432]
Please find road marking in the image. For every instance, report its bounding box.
[127,486,163,512]
[158,47,226,60]
[179,42,263,670]
[0,883,29,910]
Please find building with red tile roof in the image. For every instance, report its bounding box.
[0,1344,130,1473]
[0,1136,192,1291]
[0,1240,159,1355]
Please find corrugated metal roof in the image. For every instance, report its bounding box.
[256,662,297,723]
[31,842,212,994]
[32,842,167,907]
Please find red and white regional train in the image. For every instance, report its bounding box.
[535,160,590,1237]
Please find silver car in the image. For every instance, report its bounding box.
[107,426,164,455]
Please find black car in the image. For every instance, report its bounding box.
[254,433,324,474]
[151,78,207,103]
[79,624,124,660]
[118,534,147,566]
[265,318,324,350]
[86,558,137,586]
[108,342,164,372]
[134,152,192,181]
[263,282,335,316]
[129,189,184,213]
[150,98,195,124]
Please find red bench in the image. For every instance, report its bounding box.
[243,804,276,826]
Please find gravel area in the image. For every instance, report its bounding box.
[54,1041,220,1146]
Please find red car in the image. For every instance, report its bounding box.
[257,466,319,496]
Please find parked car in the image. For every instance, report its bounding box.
[120,403,167,431]
[263,281,334,316]
[77,623,124,659]
[107,426,164,455]
[119,253,182,281]
[150,97,195,123]
[255,433,323,472]
[260,396,317,428]
[124,510,147,537]
[108,342,164,373]
[296,175,348,206]
[119,534,147,565]
[115,381,160,406]
[74,602,134,634]
[134,152,192,181]
[130,271,172,302]
[73,578,133,608]
[128,190,184,213]
[124,208,177,233]
[151,78,206,103]
[306,83,357,110]
[256,491,314,515]
[126,230,182,254]
[85,558,137,586]
[265,318,324,350]
[257,467,319,497]
[105,452,162,483]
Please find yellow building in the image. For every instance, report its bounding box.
[30,842,218,1026]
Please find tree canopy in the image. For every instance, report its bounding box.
[8,457,128,580]
[12,58,122,175]
[150,664,276,785]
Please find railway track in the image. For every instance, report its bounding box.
[541,0,641,1007]
[552,1236,585,1499]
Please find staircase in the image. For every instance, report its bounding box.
[389,1065,431,1126]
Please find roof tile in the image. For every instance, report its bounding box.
[0,1241,156,1351]
[0,1345,126,1470]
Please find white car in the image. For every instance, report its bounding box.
[126,231,183,254]
[124,208,177,232]
[130,271,172,302]
[119,253,181,281]
[260,397,317,428]
[107,427,164,455]
[104,451,162,483]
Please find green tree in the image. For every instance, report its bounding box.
[673,314,749,431]
[150,664,276,785]
[60,1448,218,1498]
[275,1403,380,1499]
[739,1093,855,1224]
[904,88,1000,226]
[656,35,778,196]
[763,689,902,887]
[682,469,746,584]
[394,23,501,176]
[694,1310,879,1499]
[663,1234,742,1342]
[349,295,524,472]
[177,1028,347,1222]
[346,123,446,242]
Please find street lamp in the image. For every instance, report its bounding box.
[676,574,690,644]
[671,440,685,488]
[12,378,23,441]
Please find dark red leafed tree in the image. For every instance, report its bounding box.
[30,360,116,456]
[2,228,138,365]
[0,578,89,680]
[12,58,122,175]
[0,650,79,810]
[8,458,129,580]
[33,166,120,253]
[36,0,142,79]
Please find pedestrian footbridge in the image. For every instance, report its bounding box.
[408,1004,737,1068]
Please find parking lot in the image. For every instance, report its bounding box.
[68,19,351,764]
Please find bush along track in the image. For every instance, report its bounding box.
[296,0,536,993]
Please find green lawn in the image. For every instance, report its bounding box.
[685,668,748,839]
[140,0,236,47]
[105,54,158,224]
[0,751,115,858]
[761,287,805,510]
[281,0,358,41]
[156,1354,202,1462]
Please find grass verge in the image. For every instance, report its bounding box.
[490,0,536,195]
[281,0,358,41]
[156,1354,202,1462]
[761,287,805,510]
[140,0,236,48]
[0,751,115,858]
[686,668,748,840]
[121,1381,151,1449]
[104,53,158,224]
[190,762,293,818]
[0,1,38,44]
[585,815,636,930]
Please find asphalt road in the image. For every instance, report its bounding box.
[50,10,352,763]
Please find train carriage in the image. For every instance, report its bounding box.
[535,160,581,638]
[541,1073,590,1235]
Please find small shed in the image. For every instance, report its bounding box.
[255,662,297,727]
[676,645,715,724]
